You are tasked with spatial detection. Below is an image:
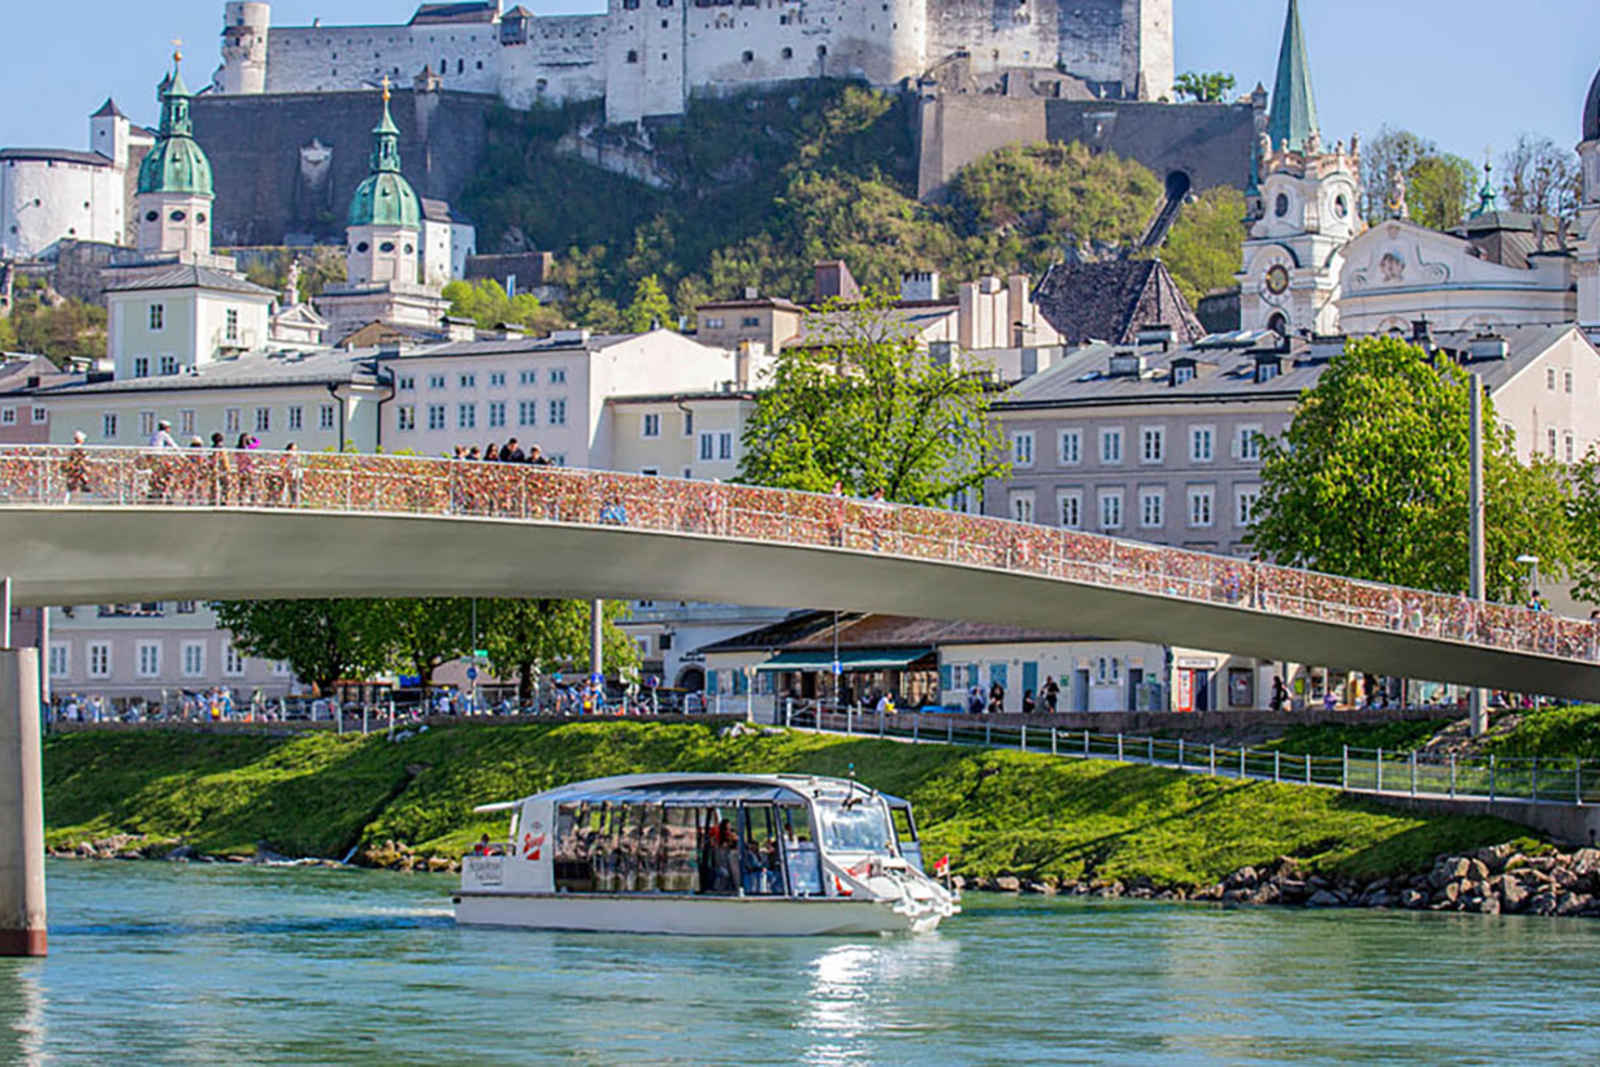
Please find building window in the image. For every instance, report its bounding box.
[0,408,13,426]
[30,407,46,424]
[1188,486,1214,527]
[459,373,476,389]
[48,644,68,679]
[175,600,196,614]
[1236,424,1262,461]
[1097,489,1123,530]
[548,399,566,426]
[319,404,336,431]
[1057,491,1082,529]
[288,406,303,431]
[458,403,477,429]
[428,404,446,430]
[1099,428,1122,465]
[1139,489,1164,528]
[1140,426,1164,464]
[642,412,661,438]
[181,641,206,678]
[1059,429,1081,465]
[225,408,241,433]
[254,407,271,433]
[489,371,506,388]
[397,405,416,431]
[223,645,245,676]
[87,642,111,678]
[1190,426,1215,462]
[626,49,638,63]
[139,411,155,437]
[1565,371,1574,395]
[1011,431,1034,467]
[1173,364,1195,385]
[398,376,415,391]
[488,401,506,428]
[136,641,161,678]
[1565,433,1575,463]
[1009,490,1034,524]
[519,370,537,386]
[682,410,694,437]
[1236,485,1260,526]
[225,308,239,342]
[429,374,446,389]
[149,304,164,330]
[1547,368,1557,391]
[549,368,566,385]
[102,413,117,439]
[133,357,150,378]
[159,355,178,375]
[703,318,724,330]
[518,400,536,426]
[1548,428,1558,456]
[717,432,733,461]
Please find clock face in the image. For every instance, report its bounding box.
[1265,264,1290,295]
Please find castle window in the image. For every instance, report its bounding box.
[476,60,483,69]
[380,241,396,252]
[661,18,669,27]
[742,50,753,63]
[196,212,206,224]
[457,58,464,73]
[145,210,158,222]
[1274,193,1289,218]
[170,210,186,222]
[624,0,638,8]
[404,243,414,254]
[626,49,638,63]
[356,241,370,253]
[816,44,827,57]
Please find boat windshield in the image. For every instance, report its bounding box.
[817,799,894,853]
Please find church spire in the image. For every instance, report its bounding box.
[1266,0,1319,154]
[369,76,402,174]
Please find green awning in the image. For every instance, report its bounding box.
[755,648,933,672]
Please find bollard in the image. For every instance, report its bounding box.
[1083,729,1090,758]
[1051,726,1057,756]
[913,716,919,744]
[1177,738,1184,769]
[387,698,395,739]
[1240,746,1246,779]
[1410,751,1417,796]
[878,711,885,738]
[1274,749,1280,783]
[0,649,46,956]
[1209,743,1216,776]
[1305,753,1311,785]
[1489,754,1496,801]
[846,708,852,735]
[1377,747,1383,792]
[362,705,369,736]
[1342,745,1348,790]
[1116,733,1124,761]
[337,705,344,736]
[947,717,953,744]
[785,699,792,729]
[985,721,991,746]
[1450,753,1456,798]
[1020,724,1027,752]
[1147,737,1154,763]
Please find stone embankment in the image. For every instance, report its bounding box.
[958,844,1600,919]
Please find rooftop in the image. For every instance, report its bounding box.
[1031,259,1204,347]
[101,264,276,298]
[37,348,380,397]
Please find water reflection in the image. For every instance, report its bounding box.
[0,963,47,1067]
[799,935,960,1063]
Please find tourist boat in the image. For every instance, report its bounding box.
[453,772,959,935]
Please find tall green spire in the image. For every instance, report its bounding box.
[347,80,421,229]
[136,50,213,196]
[1266,0,1319,154]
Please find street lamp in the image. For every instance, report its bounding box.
[1516,554,1540,605]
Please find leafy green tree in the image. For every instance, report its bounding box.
[1248,335,1571,601]
[480,599,637,703]
[738,290,1009,504]
[1172,71,1236,103]
[622,274,674,332]
[212,600,391,696]
[442,278,563,334]
[374,598,475,696]
[1360,125,1476,229]
[1559,454,1600,605]
[1157,185,1245,305]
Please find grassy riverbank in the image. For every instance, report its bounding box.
[42,721,1537,888]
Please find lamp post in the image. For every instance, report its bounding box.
[1516,554,1540,606]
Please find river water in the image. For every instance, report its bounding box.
[3,861,1597,1065]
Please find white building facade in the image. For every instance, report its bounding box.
[1,101,150,259]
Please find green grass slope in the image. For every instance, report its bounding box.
[43,722,1531,887]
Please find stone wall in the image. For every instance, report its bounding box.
[188,89,495,247]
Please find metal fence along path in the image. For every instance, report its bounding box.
[789,707,1599,809]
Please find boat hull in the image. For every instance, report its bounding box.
[454,891,949,936]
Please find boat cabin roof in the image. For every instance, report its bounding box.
[480,772,909,812]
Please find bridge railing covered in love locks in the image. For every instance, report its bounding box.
[0,443,1593,664]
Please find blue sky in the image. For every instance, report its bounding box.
[3,1,1594,166]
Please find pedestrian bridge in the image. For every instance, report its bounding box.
[0,445,1596,700]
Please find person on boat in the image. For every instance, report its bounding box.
[474,833,492,856]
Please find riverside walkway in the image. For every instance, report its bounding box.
[789,707,1600,843]
[0,445,1597,699]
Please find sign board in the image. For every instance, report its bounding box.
[1175,656,1218,670]
[474,649,489,660]
[590,672,603,685]
[648,675,661,689]
[832,660,843,676]
[466,667,478,680]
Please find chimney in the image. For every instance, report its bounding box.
[1468,333,1510,361]
[900,270,940,302]
[1136,323,1176,351]
[1108,350,1146,377]
[743,285,760,301]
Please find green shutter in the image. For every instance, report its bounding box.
[939,664,953,691]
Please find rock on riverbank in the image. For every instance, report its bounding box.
[961,844,1600,919]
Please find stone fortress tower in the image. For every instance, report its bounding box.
[209,0,1174,125]
[1237,0,1360,337]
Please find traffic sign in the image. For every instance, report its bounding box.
[648,675,661,689]
[466,667,478,680]
[832,660,842,676]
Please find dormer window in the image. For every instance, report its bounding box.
[1171,360,1195,386]
[1255,356,1281,384]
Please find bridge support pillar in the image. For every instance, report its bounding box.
[589,599,603,683]
[0,647,45,957]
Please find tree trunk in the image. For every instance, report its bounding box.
[518,661,533,706]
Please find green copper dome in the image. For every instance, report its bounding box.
[347,92,420,229]
[136,61,213,197]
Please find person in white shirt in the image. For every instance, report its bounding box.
[148,420,179,448]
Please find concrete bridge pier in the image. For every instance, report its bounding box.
[0,647,45,956]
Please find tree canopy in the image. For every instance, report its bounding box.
[737,291,1009,504]
[480,598,637,703]
[212,600,392,696]
[1172,71,1236,103]
[1359,126,1477,230]
[442,277,565,334]
[1159,186,1246,304]
[1247,335,1571,602]
[1499,133,1581,224]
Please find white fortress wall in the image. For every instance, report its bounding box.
[1126,0,1173,102]
[604,0,688,124]
[1,158,125,259]
[498,15,607,110]
[263,23,500,94]
[928,0,1070,77]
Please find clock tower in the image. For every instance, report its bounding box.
[1236,0,1362,336]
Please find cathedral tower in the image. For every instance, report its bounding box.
[345,83,421,286]
[135,52,215,256]
[1578,65,1600,339]
[1237,0,1360,336]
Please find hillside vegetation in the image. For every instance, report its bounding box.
[44,721,1529,888]
[458,83,1241,328]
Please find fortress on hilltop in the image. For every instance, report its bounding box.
[212,0,1174,124]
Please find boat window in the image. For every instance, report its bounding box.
[818,799,894,853]
[739,805,784,896]
[554,802,601,892]
[889,804,924,872]
[660,807,699,892]
[779,806,822,896]
[557,801,705,894]
[700,806,742,893]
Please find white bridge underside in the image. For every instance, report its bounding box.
[3,506,1597,700]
